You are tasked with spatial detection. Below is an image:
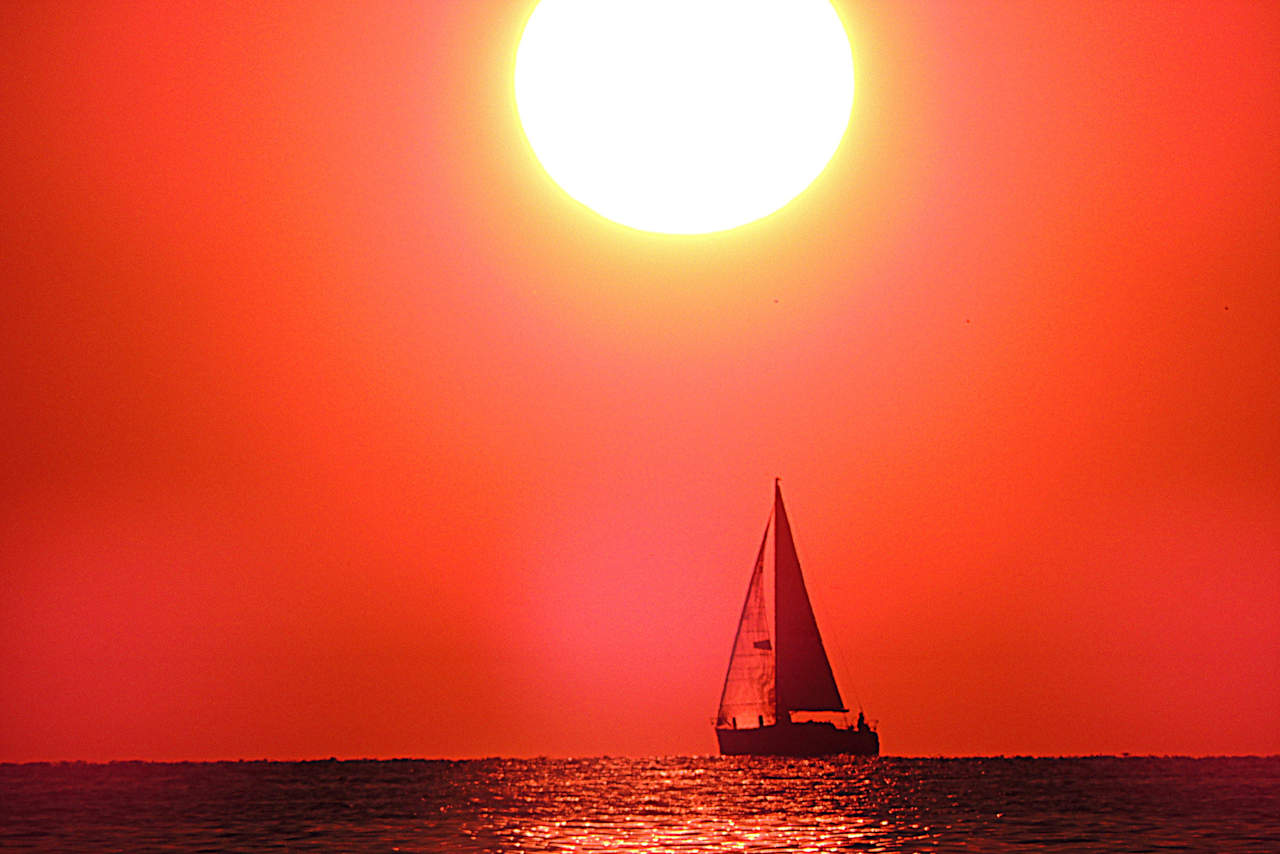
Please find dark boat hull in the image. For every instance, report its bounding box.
[716,721,879,757]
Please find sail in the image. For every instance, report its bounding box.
[716,522,777,728]
[773,484,845,713]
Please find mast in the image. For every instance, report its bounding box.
[774,480,787,724]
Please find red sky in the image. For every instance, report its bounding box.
[2,1,1277,761]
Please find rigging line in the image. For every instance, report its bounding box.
[832,628,864,720]
[806,548,868,719]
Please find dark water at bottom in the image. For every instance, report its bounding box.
[2,756,1277,852]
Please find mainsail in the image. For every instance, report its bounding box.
[715,522,776,728]
[773,484,845,714]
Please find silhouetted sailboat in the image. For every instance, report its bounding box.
[715,481,879,756]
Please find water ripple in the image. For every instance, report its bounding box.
[1,757,1278,852]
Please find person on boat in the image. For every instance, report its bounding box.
[857,711,870,732]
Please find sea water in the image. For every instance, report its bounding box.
[2,756,1278,852]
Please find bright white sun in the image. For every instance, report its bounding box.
[514,0,855,235]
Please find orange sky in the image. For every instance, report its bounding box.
[2,1,1277,761]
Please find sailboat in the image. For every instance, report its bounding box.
[715,481,879,757]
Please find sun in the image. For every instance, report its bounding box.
[514,0,855,235]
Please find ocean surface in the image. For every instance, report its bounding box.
[2,756,1278,852]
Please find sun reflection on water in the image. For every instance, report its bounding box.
[475,756,930,852]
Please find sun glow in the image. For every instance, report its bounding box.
[514,0,855,235]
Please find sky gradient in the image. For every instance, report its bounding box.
[2,1,1278,761]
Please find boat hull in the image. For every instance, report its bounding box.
[716,721,879,757]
